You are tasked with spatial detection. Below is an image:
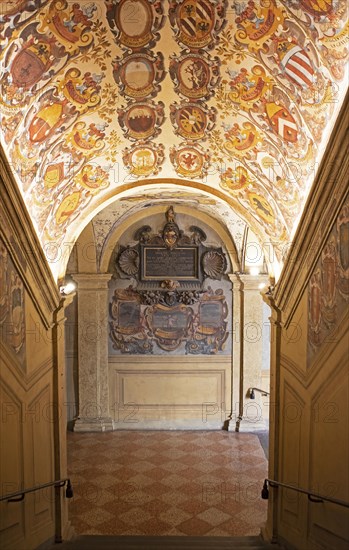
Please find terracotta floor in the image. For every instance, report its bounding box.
[67,430,268,537]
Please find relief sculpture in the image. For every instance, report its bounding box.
[111,207,229,355]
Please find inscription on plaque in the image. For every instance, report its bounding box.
[143,247,198,280]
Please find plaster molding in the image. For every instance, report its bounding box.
[72,273,112,290]
[98,204,240,273]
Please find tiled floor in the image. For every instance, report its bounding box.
[67,431,268,537]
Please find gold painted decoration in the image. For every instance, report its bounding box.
[64,121,106,154]
[234,0,285,53]
[169,0,227,50]
[220,165,254,193]
[0,0,28,16]
[248,192,275,225]
[264,102,298,143]
[106,0,164,50]
[169,51,220,100]
[222,121,262,158]
[122,142,165,177]
[43,162,65,189]
[28,99,68,143]
[37,0,96,54]
[225,66,273,111]
[59,68,102,112]
[75,165,110,194]
[113,52,165,99]
[300,0,333,16]
[118,100,165,140]
[170,142,211,179]
[170,102,216,141]
[55,191,81,225]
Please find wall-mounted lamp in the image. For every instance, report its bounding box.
[249,388,255,399]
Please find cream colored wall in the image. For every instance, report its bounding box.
[265,95,349,549]
[67,205,270,432]
[0,150,71,549]
[109,356,231,429]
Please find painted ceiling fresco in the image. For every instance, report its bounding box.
[0,0,348,280]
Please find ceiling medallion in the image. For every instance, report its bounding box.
[123,142,165,177]
[113,52,165,99]
[170,102,216,141]
[169,51,220,100]
[106,0,164,50]
[118,100,165,140]
[170,142,211,179]
[169,0,227,50]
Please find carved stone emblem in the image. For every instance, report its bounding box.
[202,250,226,280]
[118,247,140,276]
[163,206,180,249]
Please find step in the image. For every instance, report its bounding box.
[55,535,278,549]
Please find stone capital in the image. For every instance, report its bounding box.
[72,273,112,291]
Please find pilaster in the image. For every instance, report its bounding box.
[52,295,74,542]
[261,291,282,544]
[72,274,113,432]
[229,274,269,431]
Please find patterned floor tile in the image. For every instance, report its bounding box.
[67,430,268,536]
[177,517,213,535]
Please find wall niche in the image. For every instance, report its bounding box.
[108,207,232,355]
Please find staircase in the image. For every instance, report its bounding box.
[55,535,279,549]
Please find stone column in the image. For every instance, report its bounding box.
[73,274,113,432]
[52,295,74,542]
[230,274,269,431]
[261,292,282,543]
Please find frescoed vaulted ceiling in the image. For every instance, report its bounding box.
[0,0,348,280]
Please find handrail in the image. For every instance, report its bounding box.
[0,478,73,503]
[262,478,349,509]
[249,386,270,398]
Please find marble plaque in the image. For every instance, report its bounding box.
[142,247,198,280]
